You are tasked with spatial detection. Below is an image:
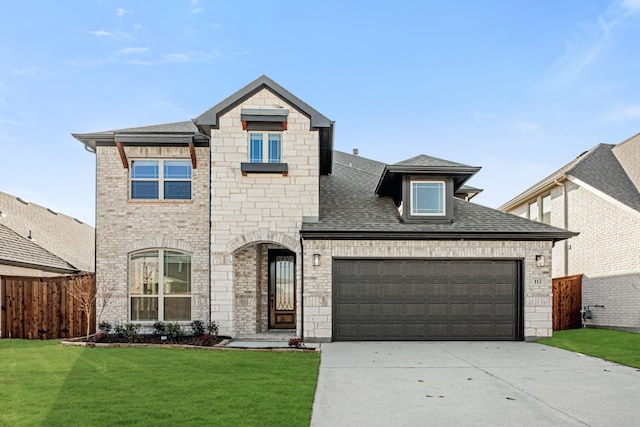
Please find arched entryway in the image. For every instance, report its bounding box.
[233,242,297,335]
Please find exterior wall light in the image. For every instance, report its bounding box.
[313,253,321,267]
[535,255,545,267]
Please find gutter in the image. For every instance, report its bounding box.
[300,230,577,243]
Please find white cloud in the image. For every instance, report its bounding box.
[13,66,39,76]
[600,105,640,122]
[87,29,112,37]
[537,1,640,90]
[117,47,149,55]
[164,53,190,63]
[116,7,133,16]
[622,0,640,13]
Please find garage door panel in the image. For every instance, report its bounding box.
[333,259,521,341]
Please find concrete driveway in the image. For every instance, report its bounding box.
[311,342,640,427]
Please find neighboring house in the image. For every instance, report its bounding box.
[0,191,95,274]
[0,192,95,337]
[499,134,640,330]
[73,75,573,342]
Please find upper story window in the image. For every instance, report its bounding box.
[411,180,445,216]
[129,249,192,321]
[528,200,538,221]
[528,193,551,224]
[130,159,192,200]
[541,194,551,224]
[249,132,281,163]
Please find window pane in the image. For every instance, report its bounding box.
[164,160,192,179]
[130,251,159,295]
[164,297,191,321]
[249,133,263,163]
[131,160,159,179]
[412,182,444,215]
[164,251,191,295]
[529,201,539,221]
[131,181,159,199]
[164,181,191,199]
[541,195,551,224]
[131,297,158,321]
[268,133,281,163]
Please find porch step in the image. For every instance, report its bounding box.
[233,331,296,342]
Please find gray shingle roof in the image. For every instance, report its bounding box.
[499,141,640,213]
[568,144,640,212]
[302,151,574,240]
[0,224,78,274]
[394,154,472,168]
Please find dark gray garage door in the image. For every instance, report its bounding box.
[333,259,521,341]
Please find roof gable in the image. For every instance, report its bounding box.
[394,154,471,168]
[194,75,333,131]
[500,140,640,214]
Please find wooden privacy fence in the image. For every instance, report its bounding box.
[552,274,582,331]
[1,274,95,339]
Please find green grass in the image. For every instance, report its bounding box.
[0,340,320,426]
[538,328,640,368]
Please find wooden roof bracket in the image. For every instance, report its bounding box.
[189,142,197,169]
[115,141,129,169]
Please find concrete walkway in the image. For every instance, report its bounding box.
[311,342,640,427]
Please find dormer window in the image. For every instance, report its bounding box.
[411,181,445,216]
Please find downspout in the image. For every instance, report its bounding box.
[299,235,305,341]
[554,178,569,277]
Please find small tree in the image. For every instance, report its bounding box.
[66,274,97,340]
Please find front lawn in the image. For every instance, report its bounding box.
[0,340,319,426]
[538,328,640,368]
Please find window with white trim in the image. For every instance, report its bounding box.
[249,132,282,163]
[130,159,192,200]
[410,181,445,216]
[129,250,191,321]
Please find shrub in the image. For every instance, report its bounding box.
[153,321,166,335]
[207,321,219,340]
[191,320,205,337]
[166,322,184,342]
[195,333,215,347]
[288,337,306,349]
[98,321,112,333]
[92,331,109,343]
[114,322,141,343]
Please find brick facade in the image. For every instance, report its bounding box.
[95,145,210,328]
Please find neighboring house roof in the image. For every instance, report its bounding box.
[499,134,640,215]
[301,151,574,241]
[0,191,94,272]
[0,223,78,274]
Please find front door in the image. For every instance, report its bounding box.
[269,249,296,329]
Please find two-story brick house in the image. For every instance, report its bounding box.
[500,134,640,330]
[74,75,574,342]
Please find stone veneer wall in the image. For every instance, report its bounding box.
[302,239,553,341]
[95,145,210,328]
[210,88,319,336]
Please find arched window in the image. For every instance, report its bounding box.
[129,250,191,321]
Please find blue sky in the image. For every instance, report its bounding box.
[1,0,640,226]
